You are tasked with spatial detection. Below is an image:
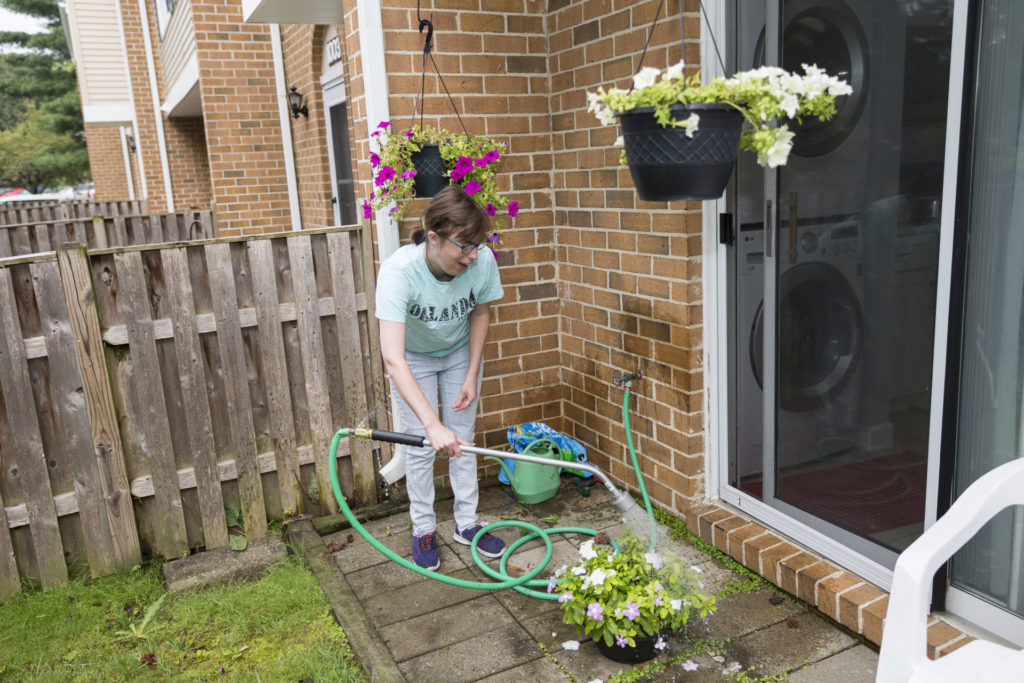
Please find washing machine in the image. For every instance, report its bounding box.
[736,216,866,479]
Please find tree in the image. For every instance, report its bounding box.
[0,0,90,188]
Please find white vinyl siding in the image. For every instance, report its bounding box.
[160,0,195,96]
[64,0,131,110]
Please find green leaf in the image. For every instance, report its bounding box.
[229,534,248,552]
[224,503,242,529]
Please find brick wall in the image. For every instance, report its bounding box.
[84,124,130,201]
[348,1,561,456]
[549,0,707,514]
[282,24,336,230]
[165,116,212,210]
[191,0,291,236]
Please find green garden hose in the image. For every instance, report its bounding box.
[327,385,654,599]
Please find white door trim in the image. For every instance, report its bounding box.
[322,76,346,226]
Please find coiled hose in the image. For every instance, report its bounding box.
[327,386,653,599]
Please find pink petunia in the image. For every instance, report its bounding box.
[377,120,390,130]
[475,157,488,168]
[484,149,500,163]
[489,232,500,242]
[453,155,474,176]
[370,130,380,137]
[375,165,395,186]
[402,170,417,179]
[464,180,482,195]
[370,152,380,168]
[449,169,466,182]
[404,129,414,137]
[486,203,497,216]
[362,200,372,219]
[508,201,519,217]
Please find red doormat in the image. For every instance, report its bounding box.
[739,451,927,536]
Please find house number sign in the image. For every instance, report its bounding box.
[326,37,342,66]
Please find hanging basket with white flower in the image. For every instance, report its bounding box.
[588,60,853,201]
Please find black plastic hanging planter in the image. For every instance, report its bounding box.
[410,143,446,198]
[618,103,744,201]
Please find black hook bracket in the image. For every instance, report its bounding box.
[419,18,433,55]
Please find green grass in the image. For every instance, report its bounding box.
[0,554,367,682]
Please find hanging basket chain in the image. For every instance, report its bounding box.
[631,0,727,93]
[408,2,470,139]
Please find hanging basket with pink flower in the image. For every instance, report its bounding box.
[363,121,516,250]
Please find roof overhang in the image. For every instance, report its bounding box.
[242,0,343,24]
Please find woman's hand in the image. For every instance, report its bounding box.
[451,377,478,412]
[425,422,470,458]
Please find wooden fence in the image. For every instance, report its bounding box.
[0,224,390,601]
[0,199,147,226]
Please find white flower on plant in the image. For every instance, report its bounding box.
[644,552,664,569]
[596,107,616,127]
[633,66,661,90]
[554,564,567,578]
[761,126,795,168]
[613,135,624,148]
[671,599,683,611]
[681,113,700,138]
[779,93,800,118]
[571,565,587,576]
[665,59,685,82]
[579,541,597,560]
[654,636,667,651]
[587,568,608,587]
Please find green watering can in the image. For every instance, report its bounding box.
[484,438,562,504]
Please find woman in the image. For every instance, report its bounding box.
[375,185,506,570]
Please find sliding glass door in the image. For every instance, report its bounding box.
[946,0,1024,641]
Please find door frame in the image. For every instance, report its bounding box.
[321,74,347,226]
[707,0,971,596]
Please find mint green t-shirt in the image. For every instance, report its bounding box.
[375,243,504,357]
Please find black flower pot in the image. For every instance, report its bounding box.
[617,103,744,201]
[411,144,447,198]
[594,631,667,664]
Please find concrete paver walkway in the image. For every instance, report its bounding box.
[308,479,879,682]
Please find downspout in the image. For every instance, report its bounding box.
[356,0,397,259]
[120,126,136,200]
[135,0,174,212]
[354,0,406,482]
[270,24,303,231]
[114,0,148,201]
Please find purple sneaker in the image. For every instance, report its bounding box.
[453,524,506,558]
[412,532,440,570]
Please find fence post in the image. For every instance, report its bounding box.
[57,243,141,568]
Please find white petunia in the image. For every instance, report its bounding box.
[671,599,683,611]
[761,126,795,168]
[633,66,661,90]
[613,135,624,148]
[780,93,799,118]
[588,568,607,586]
[562,640,580,651]
[579,541,597,560]
[665,59,685,81]
[572,565,587,576]
[681,113,700,138]
[596,107,616,127]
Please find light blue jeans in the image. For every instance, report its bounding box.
[390,343,482,536]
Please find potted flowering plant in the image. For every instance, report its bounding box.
[362,121,517,249]
[554,535,715,663]
[587,61,853,200]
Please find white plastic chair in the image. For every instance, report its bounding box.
[876,457,1024,682]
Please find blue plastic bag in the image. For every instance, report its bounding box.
[501,422,594,484]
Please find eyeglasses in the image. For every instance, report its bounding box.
[442,235,488,255]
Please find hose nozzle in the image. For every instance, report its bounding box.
[609,488,636,514]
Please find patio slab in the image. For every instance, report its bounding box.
[292,478,879,682]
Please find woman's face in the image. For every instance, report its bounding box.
[427,229,482,278]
